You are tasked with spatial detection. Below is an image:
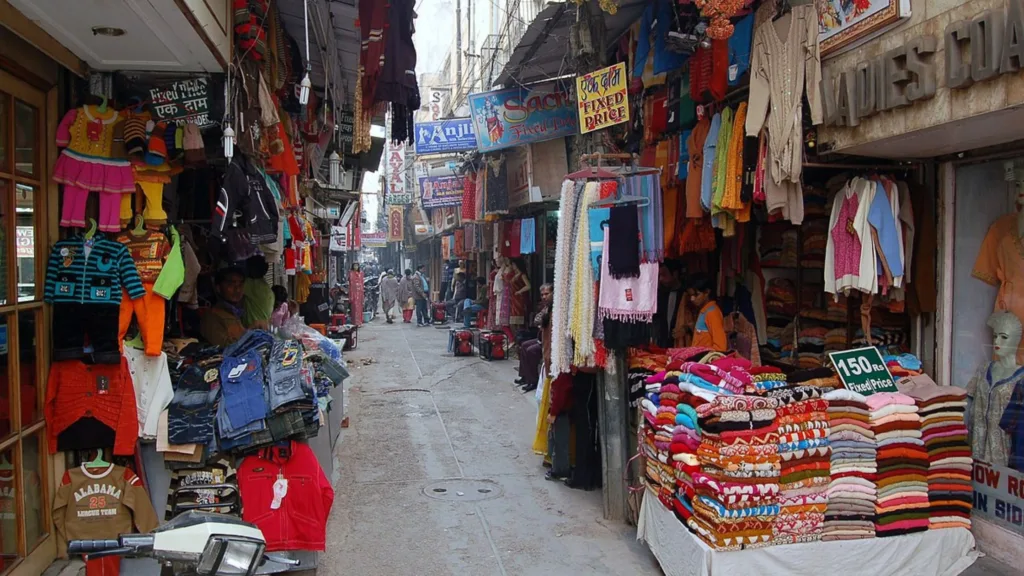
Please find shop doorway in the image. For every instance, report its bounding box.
[0,69,50,573]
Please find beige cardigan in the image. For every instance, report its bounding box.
[744,3,823,225]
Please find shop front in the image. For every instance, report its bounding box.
[817,0,1024,563]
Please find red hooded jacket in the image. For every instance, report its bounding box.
[237,441,334,552]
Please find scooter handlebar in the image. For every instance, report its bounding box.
[67,540,120,554]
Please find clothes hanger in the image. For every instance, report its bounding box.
[84,218,98,240]
[591,194,651,208]
[132,214,146,236]
[84,448,110,469]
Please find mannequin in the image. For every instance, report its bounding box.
[973,174,1024,362]
[491,256,510,328]
[967,311,1024,466]
[507,258,532,327]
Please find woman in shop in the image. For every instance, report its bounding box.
[516,283,553,393]
[689,274,727,352]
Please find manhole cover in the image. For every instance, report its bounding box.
[422,479,503,502]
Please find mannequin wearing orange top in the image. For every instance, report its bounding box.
[688,275,727,352]
[973,176,1024,363]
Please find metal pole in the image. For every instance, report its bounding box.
[456,0,463,103]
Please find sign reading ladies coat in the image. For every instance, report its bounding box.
[419,175,464,208]
[827,347,898,394]
[468,87,578,152]
[576,62,629,134]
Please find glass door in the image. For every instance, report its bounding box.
[0,68,49,574]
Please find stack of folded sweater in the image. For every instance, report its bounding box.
[896,375,972,530]
[822,389,877,540]
[868,392,930,537]
[664,383,708,524]
[690,395,782,550]
[639,392,677,507]
[790,368,842,390]
[746,367,787,395]
[767,386,830,543]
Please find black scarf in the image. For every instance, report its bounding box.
[607,204,640,278]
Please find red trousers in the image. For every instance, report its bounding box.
[118,282,165,356]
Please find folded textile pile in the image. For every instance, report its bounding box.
[766,386,830,544]
[691,395,783,550]
[796,327,828,369]
[800,218,828,269]
[762,318,795,364]
[747,366,787,394]
[759,225,798,268]
[896,375,972,530]
[824,327,849,353]
[822,388,877,541]
[765,278,797,316]
[868,392,930,537]
[789,368,842,390]
[886,354,923,378]
[640,391,678,507]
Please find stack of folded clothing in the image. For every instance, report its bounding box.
[896,375,972,530]
[766,278,798,316]
[789,368,842,390]
[803,188,829,218]
[639,391,677,507]
[822,388,877,541]
[767,387,830,543]
[690,395,782,550]
[824,327,849,353]
[800,219,828,268]
[762,319,796,364]
[797,327,828,369]
[759,225,798,268]
[869,392,930,537]
[886,354,924,379]
[663,382,708,524]
[747,367,787,395]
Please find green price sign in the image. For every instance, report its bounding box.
[827,346,898,395]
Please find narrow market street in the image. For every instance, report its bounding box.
[317,318,660,576]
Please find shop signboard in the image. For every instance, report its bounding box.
[337,109,354,144]
[468,87,578,152]
[147,77,216,127]
[575,62,629,134]
[827,347,898,394]
[361,231,387,248]
[414,118,476,155]
[387,206,404,243]
[972,461,1024,536]
[330,225,347,252]
[15,227,33,258]
[419,175,464,208]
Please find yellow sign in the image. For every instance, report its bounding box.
[576,62,629,134]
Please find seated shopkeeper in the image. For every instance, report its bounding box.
[200,267,249,346]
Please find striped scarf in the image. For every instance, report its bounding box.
[569,183,598,367]
[550,180,579,375]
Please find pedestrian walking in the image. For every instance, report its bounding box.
[413,264,430,326]
[398,269,416,323]
[380,269,400,323]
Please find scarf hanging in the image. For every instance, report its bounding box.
[624,174,664,262]
[599,230,659,322]
[550,180,580,376]
[484,154,509,215]
[589,206,610,277]
[520,218,536,254]
[569,183,598,367]
[608,204,641,278]
[462,171,477,221]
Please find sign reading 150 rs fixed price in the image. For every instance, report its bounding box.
[827,347,898,395]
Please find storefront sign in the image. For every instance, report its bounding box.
[414,118,476,155]
[468,87,578,152]
[973,461,1024,536]
[386,138,410,205]
[823,0,1024,127]
[361,231,387,248]
[148,77,215,127]
[576,62,629,134]
[419,175,464,208]
[15,227,33,258]
[337,110,354,144]
[330,225,347,252]
[387,206,404,243]
[827,347,898,394]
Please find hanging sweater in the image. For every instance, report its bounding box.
[45,359,139,456]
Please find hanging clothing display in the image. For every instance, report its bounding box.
[53,463,159,552]
[484,154,509,215]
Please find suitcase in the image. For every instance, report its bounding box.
[449,328,474,356]
[478,331,506,361]
[431,302,448,323]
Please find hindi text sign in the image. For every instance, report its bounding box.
[576,63,629,134]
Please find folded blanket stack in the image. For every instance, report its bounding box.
[766,386,830,544]
[896,375,972,530]
[868,392,930,537]
[639,376,677,508]
[691,395,782,550]
[822,388,877,541]
[747,366,787,395]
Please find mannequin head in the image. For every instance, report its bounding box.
[988,311,1023,362]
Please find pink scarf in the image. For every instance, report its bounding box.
[598,231,658,322]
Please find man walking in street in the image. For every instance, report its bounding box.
[398,269,416,323]
[380,269,400,324]
[413,265,430,326]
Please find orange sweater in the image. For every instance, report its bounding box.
[45,360,138,456]
[691,301,727,351]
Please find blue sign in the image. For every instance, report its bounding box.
[413,118,477,155]
[468,87,578,153]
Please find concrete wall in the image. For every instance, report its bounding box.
[818,0,1024,156]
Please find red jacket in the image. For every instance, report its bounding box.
[549,373,574,417]
[45,360,138,456]
[237,441,334,552]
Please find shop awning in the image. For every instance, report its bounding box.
[494,0,648,88]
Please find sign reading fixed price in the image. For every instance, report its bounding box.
[148,77,215,127]
[827,347,898,394]
[575,62,629,134]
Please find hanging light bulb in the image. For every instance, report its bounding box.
[222,124,235,159]
[300,0,311,106]
[329,151,342,187]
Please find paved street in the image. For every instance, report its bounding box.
[318,318,659,576]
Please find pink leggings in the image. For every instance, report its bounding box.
[60,186,122,232]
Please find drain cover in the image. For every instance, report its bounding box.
[422,479,503,502]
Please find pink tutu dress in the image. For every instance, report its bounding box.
[53,106,135,232]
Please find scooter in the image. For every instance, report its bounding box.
[68,511,300,575]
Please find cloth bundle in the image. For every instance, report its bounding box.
[746,366,786,395]
[766,387,831,543]
[896,375,972,530]
[689,394,782,549]
[867,392,930,537]
[822,388,877,541]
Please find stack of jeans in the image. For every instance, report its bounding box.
[168,361,222,446]
[217,349,271,451]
